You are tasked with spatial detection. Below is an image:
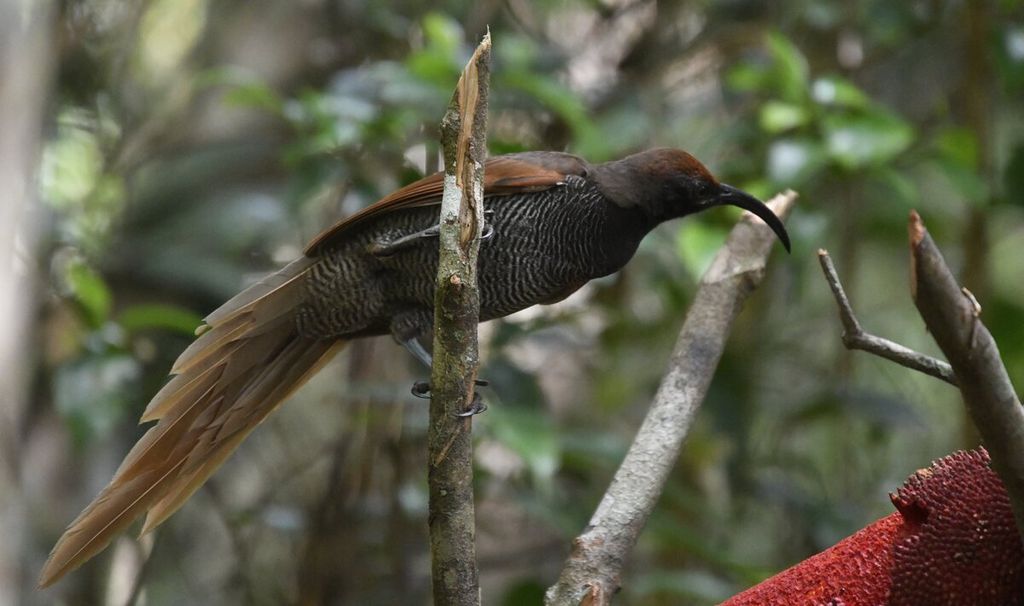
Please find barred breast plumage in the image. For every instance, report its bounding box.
[296,174,650,341]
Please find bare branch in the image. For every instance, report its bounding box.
[427,31,491,606]
[817,249,957,386]
[908,210,1024,544]
[545,190,798,606]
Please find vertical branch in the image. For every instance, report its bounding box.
[428,32,491,606]
[545,191,797,606]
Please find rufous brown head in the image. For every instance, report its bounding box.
[596,148,791,251]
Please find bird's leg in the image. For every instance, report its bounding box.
[402,336,488,403]
[402,334,434,368]
[368,225,441,257]
[391,316,488,415]
[403,337,435,399]
[480,209,495,241]
[480,223,494,241]
[371,211,494,258]
[456,392,487,416]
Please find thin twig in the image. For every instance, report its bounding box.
[545,191,798,606]
[427,31,491,606]
[908,210,1024,544]
[817,249,957,386]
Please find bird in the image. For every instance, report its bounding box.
[38,147,790,587]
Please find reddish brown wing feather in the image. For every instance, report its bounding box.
[304,154,585,254]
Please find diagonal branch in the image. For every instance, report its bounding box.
[908,210,1024,544]
[817,249,957,386]
[545,190,798,606]
[427,31,491,606]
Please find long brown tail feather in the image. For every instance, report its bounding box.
[142,338,345,534]
[38,258,343,588]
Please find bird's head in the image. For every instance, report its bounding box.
[597,148,791,252]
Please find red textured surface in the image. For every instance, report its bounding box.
[722,448,1024,606]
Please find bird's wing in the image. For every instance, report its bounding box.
[304,152,589,254]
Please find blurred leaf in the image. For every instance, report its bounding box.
[137,0,206,82]
[55,354,140,447]
[759,101,810,133]
[676,221,729,277]
[501,70,596,144]
[118,304,203,336]
[983,298,1024,390]
[726,62,770,93]
[488,404,560,483]
[560,430,628,473]
[198,67,284,114]
[781,394,844,426]
[501,579,546,606]
[766,31,810,102]
[495,35,539,70]
[766,138,827,184]
[646,513,768,582]
[934,127,978,168]
[41,121,102,207]
[929,157,989,202]
[737,178,776,201]
[406,50,461,84]
[421,12,462,56]
[630,569,736,604]
[996,25,1024,89]
[406,13,464,83]
[836,386,925,428]
[929,127,987,202]
[1005,142,1024,208]
[823,112,913,169]
[224,82,283,113]
[67,260,112,328]
[870,166,919,208]
[783,387,924,429]
[811,76,870,108]
[578,106,649,160]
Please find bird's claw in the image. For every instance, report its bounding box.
[411,380,431,399]
[455,393,488,417]
[410,378,489,399]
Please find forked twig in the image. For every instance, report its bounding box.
[817,249,957,386]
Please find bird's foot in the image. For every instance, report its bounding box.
[409,380,489,416]
[369,225,441,257]
[455,392,488,417]
[480,223,495,241]
[410,379,490,401]
[411,380,431,399]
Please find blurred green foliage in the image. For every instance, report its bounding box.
[26,1,1024,605]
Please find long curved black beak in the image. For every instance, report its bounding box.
[715,184,791,252]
